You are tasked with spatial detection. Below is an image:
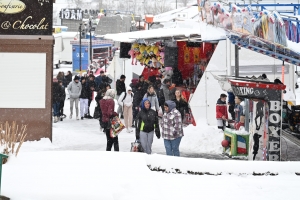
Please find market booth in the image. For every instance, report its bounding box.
[0,1,54,141]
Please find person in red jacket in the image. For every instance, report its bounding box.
[216,93,228,130]
[100,89,119,151]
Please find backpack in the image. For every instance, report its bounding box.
[122,92,133,102]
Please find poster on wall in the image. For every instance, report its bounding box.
[249,100,268,161]
[0,0,53,35]
[230,80,285,161]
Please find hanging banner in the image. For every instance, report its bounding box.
[0,0,53,35]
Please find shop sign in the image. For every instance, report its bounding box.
[230,79,286,161]
[60,9,83,21]
[0,0,53,35]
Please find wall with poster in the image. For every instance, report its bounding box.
[230,80,286,161]
[0,0,54,142]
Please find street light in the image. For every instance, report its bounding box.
[89,18,92,66]
[79,23,82,73]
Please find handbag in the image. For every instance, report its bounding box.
[183,109,196,126]
[130,140,144,152]
[109,116,125,137]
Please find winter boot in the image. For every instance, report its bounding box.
[54,116,58,123]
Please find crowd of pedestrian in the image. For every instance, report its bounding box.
[53,72,192,157]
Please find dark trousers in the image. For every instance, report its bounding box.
[59,100,65,116]
[88,98,92,115]
[105,128,119,151]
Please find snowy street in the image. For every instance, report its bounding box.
[2,94,300,200]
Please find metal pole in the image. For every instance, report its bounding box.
[79,23,82,73]
[176,0,177,9]
[235,45,239,77]
[89,19,92,66]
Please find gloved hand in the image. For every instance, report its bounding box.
[136,132,140,140]
[155,131,160,139]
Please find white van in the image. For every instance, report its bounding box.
[60,32,78,64]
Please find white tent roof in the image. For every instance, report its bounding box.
[102,27,202,43]
[102,21,227,43]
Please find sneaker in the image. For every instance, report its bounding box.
[76,116,79,120]
[81,117,84,120]
[69,114,72,119]
[129,128,133,132]
[126,128,131,133]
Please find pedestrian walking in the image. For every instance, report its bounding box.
[135,98,160,154]
[67,75,82,120]
[216,93,228,130]
[116,75,126,119]
[143,85,159,112]
[79,77,89,120]
[100,89,119,151]
[58,80,66,120]
[172,90,190,120]
[53,79,64,123]
[160,100,184,156]
[118,86,134,133]
[96,83,111,132]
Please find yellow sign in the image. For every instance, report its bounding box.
[0,0,26,14]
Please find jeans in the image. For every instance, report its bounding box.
[52,102,60,117]
[140,131,154,154]
[164,137,182,156]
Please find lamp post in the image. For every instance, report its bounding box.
[79,23,82,73]
[176,0,177,9]
[89,19,92,66]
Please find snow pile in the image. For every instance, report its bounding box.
[3,151,300,200]
[180,119,223,154]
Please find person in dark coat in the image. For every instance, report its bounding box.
[100,89,119,151]
[116,75,126,118]
[130,78,139,127]
[64,71,72,88]
[172,90,190,120]
[79,77,89,120]
[53,79,64,123]
[58,80,66,120]
[227,91,235,120]
[216,93,228,130]
[86,75,96,118]
[135,98,160,154]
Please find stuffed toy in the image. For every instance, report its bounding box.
[128,43,140,65]
[160,66,173,84]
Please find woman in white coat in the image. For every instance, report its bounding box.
[118,86,134,133]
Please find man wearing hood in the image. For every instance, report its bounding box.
[100,89,119,151]
[67,75,82,120]
[160,100,184,157]
[118,86,134,133]
[135,98,160,154]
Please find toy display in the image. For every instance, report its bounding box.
[128,42,165,69]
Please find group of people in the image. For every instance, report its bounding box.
[53,72,191,157]
[216,93,245,131]
[112,74,190,156]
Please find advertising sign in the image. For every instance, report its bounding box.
[0,0,53,35]
[230,80,286,161]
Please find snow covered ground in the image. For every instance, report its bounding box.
[2,95,300,200]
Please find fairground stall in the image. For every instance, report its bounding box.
[206,1,300,161]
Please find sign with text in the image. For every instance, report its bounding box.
[0,0,53,35]
[230,79,286,161]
